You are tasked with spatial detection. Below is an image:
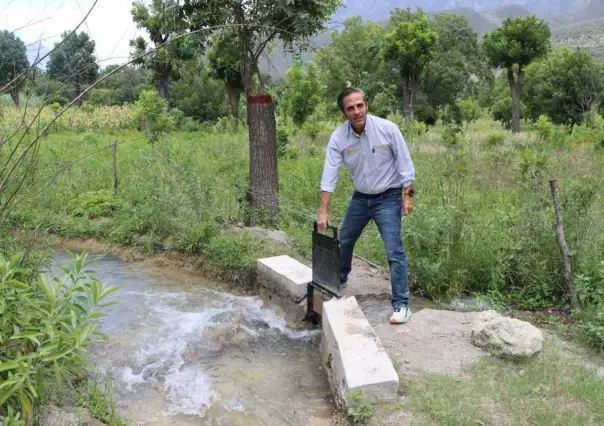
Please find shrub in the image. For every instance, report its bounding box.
[533,115,555,142]
[441,124,463,147]
[485,132,506,147]
[131,90,176,143]
[0,251,119,422]
[460,98,480,128]
[578,306,604,351]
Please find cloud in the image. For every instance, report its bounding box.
[1,0,140,67]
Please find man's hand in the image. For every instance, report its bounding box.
[317,211,330,230]
[403,196,413,216]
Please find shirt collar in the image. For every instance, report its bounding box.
[347,114,373,138]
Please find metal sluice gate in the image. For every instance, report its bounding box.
[306,221,342,323]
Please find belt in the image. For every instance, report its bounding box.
[355,187,401,199]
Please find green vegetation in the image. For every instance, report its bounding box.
[0,248,121,424]
[400,340,604,425]
[2,3,604,423]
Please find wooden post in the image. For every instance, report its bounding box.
[549,178,579,308]
[113,140,119,195]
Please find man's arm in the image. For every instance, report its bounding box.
[391,125,415,215]
[391,124,415,189]
[318,136,343,228]
[318,191,333,229]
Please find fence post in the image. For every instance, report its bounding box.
[549,177,578,308]
[113,140,119,195]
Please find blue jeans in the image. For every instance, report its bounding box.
[339,187,410,309]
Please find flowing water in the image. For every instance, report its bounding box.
[48,250,334,425]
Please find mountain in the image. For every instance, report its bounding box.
[550,0,604,26]
[552,17,604,61]
[333,0,586,23]
[429,5,532,37]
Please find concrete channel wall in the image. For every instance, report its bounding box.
[256,255,399,413]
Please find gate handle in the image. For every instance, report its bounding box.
[313,221,338,240]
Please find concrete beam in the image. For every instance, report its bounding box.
[257,255,311,303]
[320,296,399,412]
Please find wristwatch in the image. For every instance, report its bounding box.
[404,186,415,197]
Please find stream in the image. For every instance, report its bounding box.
[48,250,334,425]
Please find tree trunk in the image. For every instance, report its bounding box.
[549,178,579,308]
[74,83,83,106]
[226,83,240,130]
[156,69,171,101]
[507,67,524,134]
[410,74,418,120]
[9,87,20,108]
[402,74,413,120]
[246,94,279,222]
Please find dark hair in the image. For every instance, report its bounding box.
[337,87,367,111]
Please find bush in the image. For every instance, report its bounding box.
[441,124,463,147]
[0,251,119,422]
[578,306,604,351]
[533,115,555,142]
[132,90,176,143]
[485,132,506,147]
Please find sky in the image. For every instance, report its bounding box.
[1,0,140,67]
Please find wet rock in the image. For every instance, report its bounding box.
[471,310,544,357]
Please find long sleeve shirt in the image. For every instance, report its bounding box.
[320,114,415,195]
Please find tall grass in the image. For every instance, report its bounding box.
[8,117,604,315]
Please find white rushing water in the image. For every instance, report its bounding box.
[49,250,332,425]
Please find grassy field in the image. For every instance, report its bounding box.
[2,103,604,424]
[4,106,604,347]
[374,339,604,425]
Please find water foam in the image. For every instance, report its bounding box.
[112,285,320,418]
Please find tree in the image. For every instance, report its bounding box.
[422,12,488,112]
[208,32,244,127]
[483,15,551,133]
[282,62,323,127]
[0,30,29,107]
[183,0,341,220]
[380,8,438,119]
[524,47,603,126]
[314,16,385,102]
[47,31,99,105]
[171,58,229,122]
[131,0,196,101]
[88,65,152,106]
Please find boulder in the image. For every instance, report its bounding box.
[471,310,544,357]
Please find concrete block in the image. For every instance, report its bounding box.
[320,296,399,411]
[257,255,311,303]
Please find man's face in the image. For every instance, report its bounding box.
[342,93,368,130]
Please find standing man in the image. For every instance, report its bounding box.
[317,87,415,324]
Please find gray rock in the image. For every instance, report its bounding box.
[233,226,293,249]
[471,310,544,357]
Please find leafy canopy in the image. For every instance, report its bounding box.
[0,30,29,88]
[47,31,98,88]
[483,14,551,70]
[524,47,603,126]
[380,9,438,78]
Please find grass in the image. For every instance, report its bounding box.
[7,117,604,307]
[395,340,604,426]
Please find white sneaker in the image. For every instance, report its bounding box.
[390,306,412,324]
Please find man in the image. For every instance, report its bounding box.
[317,87,415,324]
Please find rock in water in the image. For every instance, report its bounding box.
[471,310,544,357]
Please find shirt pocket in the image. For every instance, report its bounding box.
[372,144,393,168]
[343,146,361,171]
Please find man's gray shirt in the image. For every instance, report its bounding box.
[320,114,415,195]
